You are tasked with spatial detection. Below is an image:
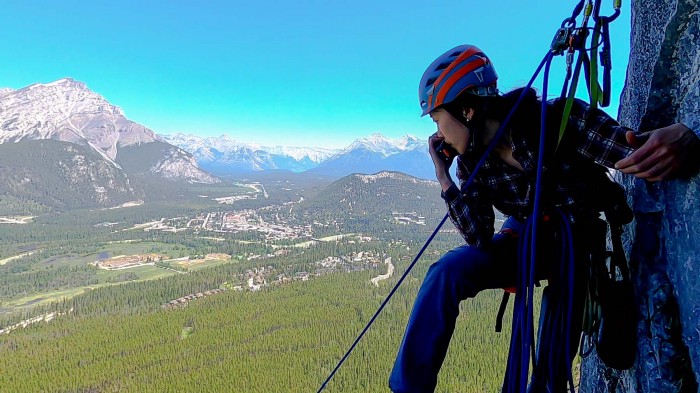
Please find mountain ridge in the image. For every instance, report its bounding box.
[0,78,218,185]
[0,139,139,214]
[161,132,434,179]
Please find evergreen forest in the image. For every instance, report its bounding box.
[0,172,528,392]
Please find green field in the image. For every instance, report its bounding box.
[174,258,240,271]
[2,264,179,313]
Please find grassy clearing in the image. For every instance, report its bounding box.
[291,233,353,248]
[0,251,38,266]
[91,241,187,259]
[173,258,238,271]
[1,265,178,314]
[1,241,197,314]
[3,287,94,310]
[25,242,187,271]
[95,265,177,281]
[0,216,35,224]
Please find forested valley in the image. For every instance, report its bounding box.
[0,172,519,392]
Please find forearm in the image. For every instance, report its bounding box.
[436,171,454,192]
[567,98,633,168]
[441,184,494,247]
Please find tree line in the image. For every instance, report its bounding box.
[0,267,523,393]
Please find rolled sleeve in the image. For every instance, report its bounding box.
[568,99,634,167]
[440,183,461,202]
[441,180,494,248]
[680,120,700,139]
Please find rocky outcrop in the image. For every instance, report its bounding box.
[580,0,700,392]
[0,140,139,212]
[0,78,218,184]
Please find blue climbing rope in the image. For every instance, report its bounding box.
[316,212,449,393]
[318,1,618,389]
[317,52,552,392]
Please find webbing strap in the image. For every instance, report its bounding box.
[558,56,583,150]
[600,18,612,107]
[495,291,511,333]
[557,0,618,151]
[590,0,615,109]
[589,21,602,110]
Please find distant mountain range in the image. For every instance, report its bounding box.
[306,134,433,179]
[158,133,340,173]
[160,132,435,180]
[0,78,436,213]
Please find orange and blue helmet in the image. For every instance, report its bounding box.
[419,44,498,116]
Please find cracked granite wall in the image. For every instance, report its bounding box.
[580,0,700,392]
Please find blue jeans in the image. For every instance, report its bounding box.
[389,217,525,393]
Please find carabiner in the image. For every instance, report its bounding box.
[561,0,585,28]
[569,0,586,21]
[593,0,621,23]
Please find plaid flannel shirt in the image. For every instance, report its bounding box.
[442,98,634,247]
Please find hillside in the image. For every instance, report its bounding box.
[0,140,139,214]
[304,171,441,214]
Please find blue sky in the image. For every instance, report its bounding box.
[1,1,630,148]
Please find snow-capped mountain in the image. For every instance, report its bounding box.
[343,133,424,156]
[264,145,340,163]
[0,78,153,156]
[0,78,218,184]
[308,134,433,179]
[161,131,433,179]
[159,133,341,173]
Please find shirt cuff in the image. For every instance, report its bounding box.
[440,183,461,202]
[681,121,700,139]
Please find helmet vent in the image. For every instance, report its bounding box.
[426,77,437,87]
[434,62,450,71]
[474,67,484,82]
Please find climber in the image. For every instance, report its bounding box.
[388,43,700,393]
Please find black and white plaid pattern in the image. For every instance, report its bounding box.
[442,98,634,247]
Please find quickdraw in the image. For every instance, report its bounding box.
[556,0,621,151]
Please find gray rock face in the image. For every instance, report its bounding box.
[580,0,700,392]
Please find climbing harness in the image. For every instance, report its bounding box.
[504,2,629,392]
[317,1,626,391]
